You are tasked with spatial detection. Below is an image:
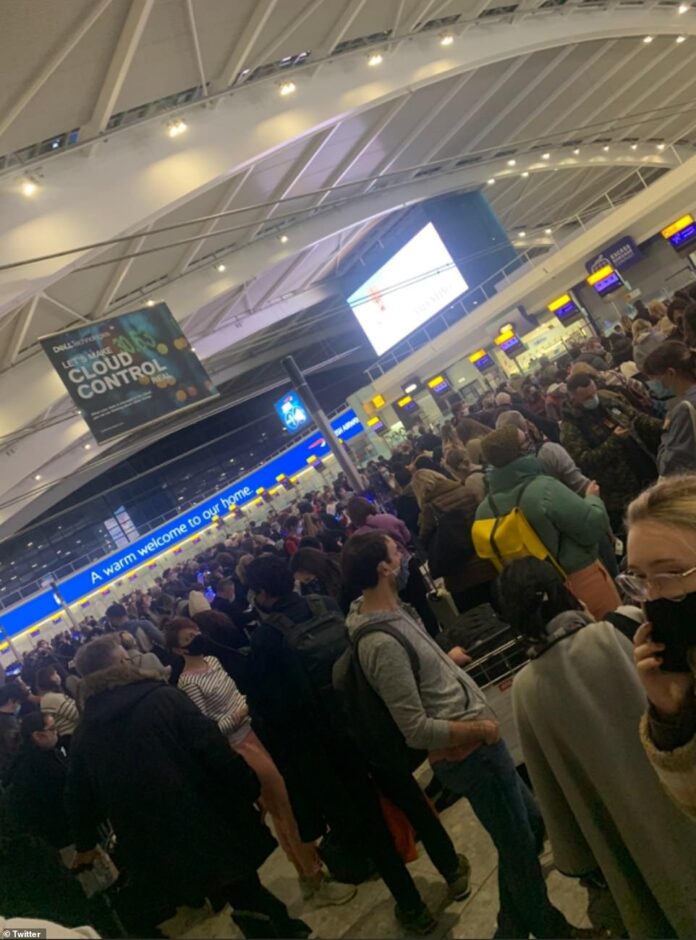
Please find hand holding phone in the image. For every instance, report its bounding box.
[634,622,693,718]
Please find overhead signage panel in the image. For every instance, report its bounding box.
[39,304,217,443]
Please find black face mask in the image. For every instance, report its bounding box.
[183,634,207,657]
[645,592,696,672]
[301,577,323,595]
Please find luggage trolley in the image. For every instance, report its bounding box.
[464,629,529,766]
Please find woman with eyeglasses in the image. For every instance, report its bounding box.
[624,475,696,823]
[498,557,696,939]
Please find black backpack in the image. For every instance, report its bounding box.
[426,491,478,580]
[263,595,349,715]
[332,623,427,776]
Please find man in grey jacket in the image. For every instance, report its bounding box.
[342,532,591,940]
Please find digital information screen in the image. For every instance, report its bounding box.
[662,215,696,250]
[587,265,623,298]
[494,331,525,358]
[547,293,583,326]
[366,415,387,435]
[468,349,495,372]
[346,222,468,356]
[426,375,450,397]
[274,390,310,434]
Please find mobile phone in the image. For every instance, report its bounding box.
[644,597,694,672]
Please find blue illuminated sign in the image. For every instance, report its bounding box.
[274,391,310,434]
[0,409,363,638]
[585,236,642,273]
[591,270,622,297]
[669,223,696,249]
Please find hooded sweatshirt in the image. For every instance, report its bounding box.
[345,600,492,759]
[657,384,696,476]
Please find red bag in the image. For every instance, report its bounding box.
[378,795,418,863]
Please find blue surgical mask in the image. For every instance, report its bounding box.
[392,556,410,591]
[582,395,600,410]
[649,379,673,399]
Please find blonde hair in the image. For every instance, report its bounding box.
[627,475,696,533]
[632,319,650,339]
[569,361,598,377]
[649,300,668,321]
[658,316,676,337]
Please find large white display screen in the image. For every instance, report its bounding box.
[346,223,468,356]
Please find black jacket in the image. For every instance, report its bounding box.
[66,665,275,901]
[5,746,73,849]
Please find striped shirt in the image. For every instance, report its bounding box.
[40,692,80,738]
[178,656,248,740]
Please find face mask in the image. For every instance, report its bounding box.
[183,634,207,657]
[650,380,673,399]
[301,577,323,595]
[644,593,696,673]
[391,556,410,591]
[582,395,600,410]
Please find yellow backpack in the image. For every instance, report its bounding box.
[471,479,566,577]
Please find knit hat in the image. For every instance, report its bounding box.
[188,589,211,616]
[480,425,523,468]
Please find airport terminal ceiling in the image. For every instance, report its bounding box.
[1,0,696,534]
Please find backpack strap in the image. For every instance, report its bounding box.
[351,623,421,684]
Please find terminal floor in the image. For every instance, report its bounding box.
[162,783,593,939]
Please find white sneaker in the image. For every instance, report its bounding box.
[300,875,357,907]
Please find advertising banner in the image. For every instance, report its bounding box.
[585,236,642,273]
[40,304,217,443]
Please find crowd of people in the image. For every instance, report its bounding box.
[2,295,696,939]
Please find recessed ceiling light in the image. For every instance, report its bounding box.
[280,234,289,244]
[517,231,526,237]
[34,474,42,481]
[573,148,580,155]
[215,262,226,272]
[487,178,496,185]
[507,159,516,166]
[602,145,610,152]
[631,143,638,150]
[542,152,551,160]
[679,3,689,12]
[146,299,155,307]
[84,443,91,450]
[643,35,654,43]
[677,34,687,42]
[440,33,455,46]
[279,80,296,96]
[657,142,666,151]
[544,228,552,235]
[167,118,187,137]
[367,52,383,67]
[521,171,530,178]
[21,177,38,196]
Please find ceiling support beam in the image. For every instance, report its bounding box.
[0,0,115,139]
[172,167,255,276]
[313,0,369,63]
[464,46,575,152]
[418,56,530,166]
[92,223,154,317]
[41,294,91,324]
[211,0,280,91]
[315,97,412,207]
[252,0,326,73]
[2,297,38,369]
[248,126,340,240]
[81,0,154,139]
[365,74,473,190]
[185,0,207,94]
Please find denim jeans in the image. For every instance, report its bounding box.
[434,741,571,939]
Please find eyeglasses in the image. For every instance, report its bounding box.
[616,565,696,601]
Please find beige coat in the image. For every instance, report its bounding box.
[514,618,696,938]
[411,470,495,593]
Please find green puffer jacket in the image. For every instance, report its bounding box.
[475,456,609,574]
[560,391,661,513]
